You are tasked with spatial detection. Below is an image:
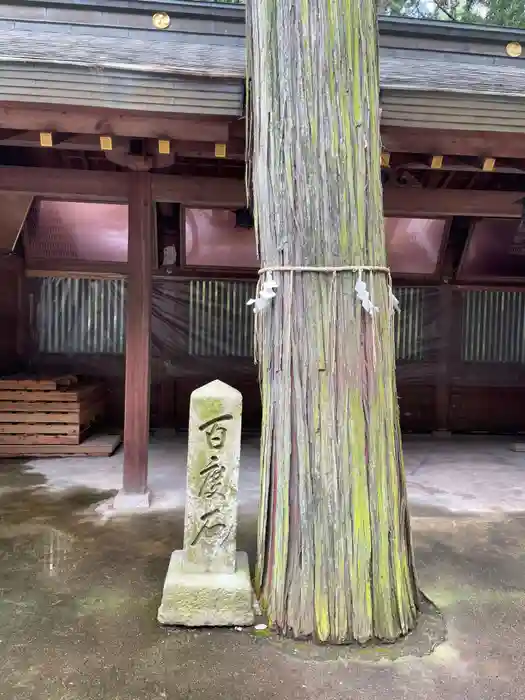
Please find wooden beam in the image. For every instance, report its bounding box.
[0,134,247,158]
[171,138,245,160]
[0,133,130,152]
[26,269,125,280]
[37,132,76,148]
[0,166,246,206]
[0,166,128,200]
[0,105,230,143]
[383,187,523,218]
[25,260,127,278]
[12,256,27,360]
[392,158,523,176]
[435,284,453,432]
[0,193,32,252]
[152,174,246,206]
[0,129,27,141]
[123,171,152,494]
[1,164,521,217]
[382,126,525,159]
[228,119,246,140]
[433,218,468,432]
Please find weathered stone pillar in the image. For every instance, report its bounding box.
[157,380,254,627]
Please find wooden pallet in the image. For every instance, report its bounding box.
[0,377,105,447]
[0,403,104,424]
[0,433,122,457]
[0,399,104,414]
[0,374,77,390]
[0,432,89,445]
[0,384,103,403]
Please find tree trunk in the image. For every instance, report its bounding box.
[248,0,420,644]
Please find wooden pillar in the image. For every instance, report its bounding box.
[123,171,152,494]
[435,282,453,433]
[15,257,28,363]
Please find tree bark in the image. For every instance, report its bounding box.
[248,0,420,644]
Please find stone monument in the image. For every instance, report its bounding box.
[157,379,254,626]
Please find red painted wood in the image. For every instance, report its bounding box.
[0,257,24,374]
[123,172,152,494]
[382,126,525,159]
[384,188,523,219]
[0,104,231,143]
[435,284,453,431]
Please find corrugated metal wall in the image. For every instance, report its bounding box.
[37,277,126,354]
[189,283,525,367]
[461,290,525,363]
[36,278,433,362]
[189,279,255,357]
[188,281,428,360]
[394,287,426,361]
[33,277,525,435]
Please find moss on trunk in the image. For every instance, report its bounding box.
[248,0,420,644]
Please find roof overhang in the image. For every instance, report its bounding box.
[1,4,525,124]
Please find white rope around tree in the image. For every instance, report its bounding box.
[247,265,400,315]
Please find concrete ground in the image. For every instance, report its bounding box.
[1,435,525,699]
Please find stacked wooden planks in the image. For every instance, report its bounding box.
[0,374,116,456]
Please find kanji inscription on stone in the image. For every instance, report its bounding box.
[157,380,254,627]
[183,382,242,574]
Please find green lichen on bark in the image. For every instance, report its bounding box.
[248,0,420,643]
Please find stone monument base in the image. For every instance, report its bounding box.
[157,551,255,627]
